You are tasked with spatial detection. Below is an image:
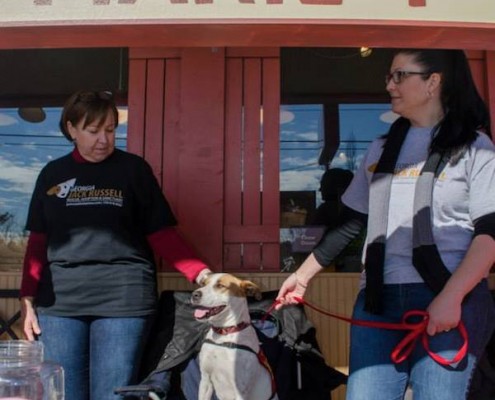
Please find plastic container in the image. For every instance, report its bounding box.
[39,361,64,400]
[0,341,64,400]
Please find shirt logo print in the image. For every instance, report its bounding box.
[47,178,76,198]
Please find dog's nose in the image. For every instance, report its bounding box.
[191,290,202,304]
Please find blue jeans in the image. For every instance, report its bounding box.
[346,280,495,400]
[37,314,154,400]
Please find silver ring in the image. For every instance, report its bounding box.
[444,329,451,332]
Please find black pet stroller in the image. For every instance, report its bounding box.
[115,290,347,400]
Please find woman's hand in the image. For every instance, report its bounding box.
[426,290,463,336]
[425,235,495,335]
[275,272,308,309]
[20,296,41,341]
[195,268,213,286]
[275,253,323,309]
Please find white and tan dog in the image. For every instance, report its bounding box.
[191,273,277,400]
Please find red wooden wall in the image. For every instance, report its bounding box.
[127,47,281,272]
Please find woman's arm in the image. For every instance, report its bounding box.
[20,232,47,297]
[147,227,211,284]
[20,231,47,340]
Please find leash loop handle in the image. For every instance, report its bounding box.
[421,320,468,366]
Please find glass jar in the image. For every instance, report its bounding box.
[0,341,64,400]
[39,361,64,400]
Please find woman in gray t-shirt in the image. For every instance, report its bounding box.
[276,49,495,400]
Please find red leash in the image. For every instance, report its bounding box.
[263,298,468,366]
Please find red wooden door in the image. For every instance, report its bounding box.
[223,48,281,271]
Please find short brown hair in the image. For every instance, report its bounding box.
[59,90,119,142]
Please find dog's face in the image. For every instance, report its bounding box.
[191,273,261,323]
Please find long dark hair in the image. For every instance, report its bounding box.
[388,49,490,153]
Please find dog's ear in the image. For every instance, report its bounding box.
[241,280,262,300]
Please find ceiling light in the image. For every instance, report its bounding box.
[360,47,372,58]
[18,107,46,123]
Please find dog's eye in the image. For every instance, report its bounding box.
[214,283,225,289]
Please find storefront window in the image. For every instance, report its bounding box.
[279,102,397,272]
[0,107,127,238]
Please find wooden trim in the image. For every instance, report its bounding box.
[144,59,166,179]
[129,48,181,59]
[224,244,243,270]
[2,22,495,50]
[260,243,280,271]
[224,225,279,242]
[465,50,485,59]
[224,58,244,227]
[244,243,262,268]
[243,58,263,225]
[486,51,495,138]
[226,48,280,58]
[262,57,280,226]
[127,58,146,155]
[162,59,181,208]
[468,55,486,103]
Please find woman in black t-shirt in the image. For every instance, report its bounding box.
[20,90,212,400]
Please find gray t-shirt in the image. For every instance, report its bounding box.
[342,126,495,286]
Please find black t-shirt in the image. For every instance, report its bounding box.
[26,149,177,317]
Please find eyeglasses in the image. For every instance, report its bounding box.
[385,70,430,85]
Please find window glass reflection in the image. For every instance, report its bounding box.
[331,104,398,171]
[279,103,397,272]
